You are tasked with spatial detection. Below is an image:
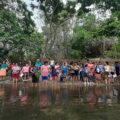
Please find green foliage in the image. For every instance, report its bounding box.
[1,0,120,60]
[100,12,120,58]
[98,18,120,36]
[105,37,120,58]
[71,14,99,58]
[0,0,44,61]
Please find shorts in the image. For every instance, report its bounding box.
[84,72,88,77]
[12,73,20,79]
[0,69,6,77]
[62,72,68,78]
[42,76,48,81]
[111,72,114,75]
[74,70,79,75]
[69,72,74,76]
[105,72,109,76]
[52,76,56,80]
[95,73,101,80]
[89,75,94,81]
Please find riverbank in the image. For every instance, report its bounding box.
[0,79,120,87]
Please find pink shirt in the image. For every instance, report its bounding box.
[22,66,30,73]
[41,65,49,76]
[55,65,60,73]
[87,64,94,74]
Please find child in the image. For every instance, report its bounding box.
[22,64,30,80]
[60,62,68,82]
[95,63,101,84]
[12,63,21,84]
[55,62,60,80]
[51,66,57,81]
[88,68,94,85]
[31,66,39,85]
[79,64,85,82]
[41,61,50,85]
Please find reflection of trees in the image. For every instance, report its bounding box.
[1,85,120,120]
[0,87,5,119]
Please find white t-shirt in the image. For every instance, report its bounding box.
[104,65,111,72]
[50,60,54,66]
[12,66,21,73]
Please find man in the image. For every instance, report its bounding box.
[35,59,42,70]
[115,62,120,76]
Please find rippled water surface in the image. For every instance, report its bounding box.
[0,83,120,120]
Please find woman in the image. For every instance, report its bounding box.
[69,62,75,81]
[0,61,8,80]
[74,62,80,81]
[55,62,60,80]
[115,62,120,77]
[12,63,21,84]
[79,64,85,82]
[104,62,111,84]
[22,64,30,80]
[51,65,57,81]
[87,61,95,84]
[41,61,50,85]
[60,62,69,82]
[83,64,88,84]
[95,63,101,84]
[30,66,39,85]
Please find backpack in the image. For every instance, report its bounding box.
[84,67,88,74]
[95,66,101,74]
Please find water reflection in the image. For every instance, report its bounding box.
[0,84,120,120]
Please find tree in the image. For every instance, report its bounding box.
[0,0,44,61]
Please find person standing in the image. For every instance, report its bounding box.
[110,63,116,82]
[35,59,42,70]
[12,63,21,84]
[51,65,57,82]
[79,64,85,82]
[60,62,69,82]
[74,62,80,81]
[87,61,95,85]
[30,66,39,86]
[0,61,8,80]
[55,62,60,80]
[95,63,101,84]
[104,62,111,84]
[41,61,50,86]
[115,62,120,77]
[22,64,30,80]
[69,62,75,81]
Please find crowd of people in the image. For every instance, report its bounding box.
[0,59,120,85]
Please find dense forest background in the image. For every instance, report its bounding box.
[0,0,120,61]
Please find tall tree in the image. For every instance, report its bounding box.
[0,0,44,61]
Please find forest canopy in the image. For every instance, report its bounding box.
[0,0,120,61]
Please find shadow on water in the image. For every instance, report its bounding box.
[0,84,120,120]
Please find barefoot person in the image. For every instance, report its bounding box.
[41,61,50,86]
[51,65,57,83]
[12,63,21,84]
[31,66,39,86]
[0,61,8,80]
[22,64,30,81]
[60,62,69,82]
[104,62,111,84]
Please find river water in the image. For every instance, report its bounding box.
[0,83,120,120]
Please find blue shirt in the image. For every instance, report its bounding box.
[35,62,42,68]
[61,65,68,73]
[98,64,105,73]
[61,65,68,77]
[1,63,7,69]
